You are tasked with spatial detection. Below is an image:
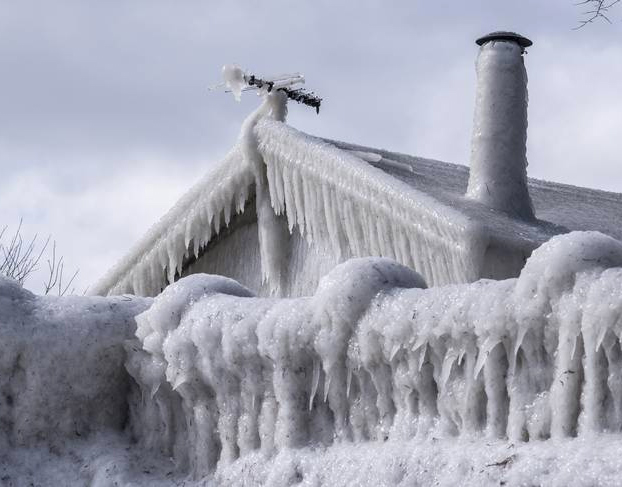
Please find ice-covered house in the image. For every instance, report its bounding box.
[93,32,622,298]
[4,32,622,486]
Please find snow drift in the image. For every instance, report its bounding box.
[125,231,622,479]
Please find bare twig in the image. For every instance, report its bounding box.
[1,220,79,295]
[574,0,620,29]
[0,218,49,284]
[42,241,79,296]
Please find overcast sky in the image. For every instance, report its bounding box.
[1,0,620,293]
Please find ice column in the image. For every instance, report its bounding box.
[466,31,535,221]
[240,90,290,294]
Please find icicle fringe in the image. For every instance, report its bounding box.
[91,148,254,297]
[256,119,488,287]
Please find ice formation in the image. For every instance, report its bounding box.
[90,146,253,297]
[242,91,290,290]
[256,118,486,289]
[466,39,535,220]
[222,64,246,102]
[124,231,622,480]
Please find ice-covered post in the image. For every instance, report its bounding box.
[466,31,535,221]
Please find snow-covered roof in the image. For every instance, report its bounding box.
[92,114,622,297]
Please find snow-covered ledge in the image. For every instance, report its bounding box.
[466,31,535,221]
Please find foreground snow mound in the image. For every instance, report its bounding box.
[126,231,622,480]
[215,435,622,487]
[0,277,150,450]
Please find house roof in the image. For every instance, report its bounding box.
[91,117,622,297]
[331,139,622,245]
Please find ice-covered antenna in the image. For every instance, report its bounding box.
[211,64,322,114]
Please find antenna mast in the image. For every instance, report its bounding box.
[212,65,323,114]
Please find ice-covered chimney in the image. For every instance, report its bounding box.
[466,31,535,221]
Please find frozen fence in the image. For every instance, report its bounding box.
[126,231,622,478]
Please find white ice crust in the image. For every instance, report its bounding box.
[222,64,247,102]
[121,231,622,482]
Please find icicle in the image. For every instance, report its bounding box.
[412,335,427,353]
[223,199,232,226]
[346,367,353,398]
[324,371,332,403]
[441,348,458,388]
[474,337,497,380]
[309,359,320,411]
[390,343,400,361]
[596,327,608,352]
[418,345,428,373]
[213,210,222,235]
[570,334,578,360]
[458,348,466,366]
[514,327,528,362]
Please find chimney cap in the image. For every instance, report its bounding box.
[476,31,532,48]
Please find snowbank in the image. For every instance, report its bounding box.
[0,276,150,449]
[215,435,622,487]
[125,231,622,481]
[7,431,622,486]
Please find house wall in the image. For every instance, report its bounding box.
[480,242,528,281]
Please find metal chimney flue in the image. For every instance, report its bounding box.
[466,31,535,221]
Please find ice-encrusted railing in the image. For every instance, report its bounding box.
[255,118,487,286]
[126,231,622,477]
